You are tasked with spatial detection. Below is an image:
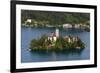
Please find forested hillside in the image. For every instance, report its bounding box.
[21,10,90,25]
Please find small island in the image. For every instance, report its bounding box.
[29,29,85,52]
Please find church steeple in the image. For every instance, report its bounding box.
[55,28,59,38]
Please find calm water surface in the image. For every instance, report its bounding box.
[21,27,90,63]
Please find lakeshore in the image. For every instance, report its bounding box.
[22,22,90,32]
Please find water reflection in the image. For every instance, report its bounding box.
[29,49,84,62]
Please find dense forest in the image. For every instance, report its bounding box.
[21,10,90,26]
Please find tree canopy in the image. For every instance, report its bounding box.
[21,10,90,25]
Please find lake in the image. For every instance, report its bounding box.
[21,27,90,63]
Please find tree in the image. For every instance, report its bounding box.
[21,10,90,26]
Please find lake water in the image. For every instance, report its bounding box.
[21,27,90,63]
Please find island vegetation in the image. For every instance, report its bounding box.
[29,35,85,52]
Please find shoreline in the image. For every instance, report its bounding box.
[21,24,90,32]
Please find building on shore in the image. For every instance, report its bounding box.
[26,19,32,23]
[63,24,72,28]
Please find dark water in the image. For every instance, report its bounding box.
[21,27,90,63]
